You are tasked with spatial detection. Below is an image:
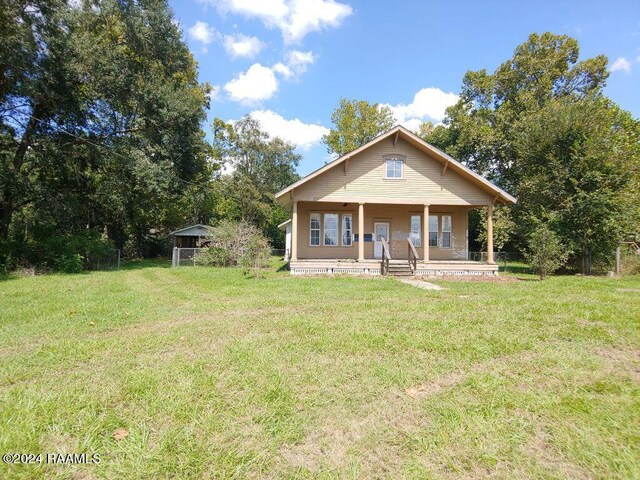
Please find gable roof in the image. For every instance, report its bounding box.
[275,125,516,205]
[169,224,213,237]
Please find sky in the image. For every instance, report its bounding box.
[168,0,640,176]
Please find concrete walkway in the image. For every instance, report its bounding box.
[397,278,444,290]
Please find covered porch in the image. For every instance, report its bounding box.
[288,201,497,276]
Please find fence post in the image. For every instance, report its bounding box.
[117,249,121,269]
[615,246,621,276]
[172,247,178,268]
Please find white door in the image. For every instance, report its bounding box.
[374,222,389,259]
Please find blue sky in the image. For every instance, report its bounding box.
[169,0,640,176]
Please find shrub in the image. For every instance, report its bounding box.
[53,253,85,273]
[196,220,272,277]
[524,223,570,280]
[239,231,271,278]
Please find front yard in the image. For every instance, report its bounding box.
[0,261,639,479]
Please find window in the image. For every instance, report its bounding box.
[385,158,403,178]
[342,214,352,246]
[429,215,438,247]
[310,213,320,246]
[410,215,421,247]
[323,213,339,246]
[441,215,452,248]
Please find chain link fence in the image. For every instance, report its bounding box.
[468,251,509,271]
[171,247,205,267]
[95,249,121,270]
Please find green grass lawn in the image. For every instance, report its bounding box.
[1,260,639,479]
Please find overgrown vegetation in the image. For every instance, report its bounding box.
[524,222,570,279]
[0,263,638,478]
[196,219,271,277]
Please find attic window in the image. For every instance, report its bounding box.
[385,158,403,179]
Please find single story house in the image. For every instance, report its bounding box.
[275,125,516,276]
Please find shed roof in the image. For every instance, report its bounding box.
[169,224,213,237]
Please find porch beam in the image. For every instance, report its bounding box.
[358,203,365,262]
[291,201,298,261]
[423,204,430,262]
[486,204,494,264]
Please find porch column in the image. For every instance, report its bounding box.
[291,201,298,261]
[486,204,494,264]
[423,204,430,262]
[358,203,365,262]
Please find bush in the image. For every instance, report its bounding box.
[53,253,85,273]
[239,231,271,278]
[524,223,570,279]
[196,220,272,277]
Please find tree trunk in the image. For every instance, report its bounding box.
[1,104,42,239]
[0,198,11,239]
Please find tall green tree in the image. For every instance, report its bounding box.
[323,98,395,157]
[211,116,300,248]
[423,32,608,189]
[0,0,213,264]
[421,32,638,272]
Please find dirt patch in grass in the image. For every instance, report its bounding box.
[594,347,640,383]
[405,370,466,398]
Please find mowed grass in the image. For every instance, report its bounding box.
[0,260,639,479]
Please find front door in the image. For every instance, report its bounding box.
[374,222,389,259]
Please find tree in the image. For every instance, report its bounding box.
[323,98,395,157]
[420,32,639,272]
[0,0,212,266]
[211,116,300,248]
[422,32,608,188]
[524,222,570,279]
[512,95,639,273]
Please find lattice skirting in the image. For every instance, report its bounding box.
[415,269,497,276]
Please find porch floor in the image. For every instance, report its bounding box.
[289,259,498,276]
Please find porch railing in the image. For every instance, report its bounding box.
[407,238,418,273]
[381,237,391,275]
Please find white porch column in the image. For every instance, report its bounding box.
[291,201,298,261]
[358,203,365,262]
[486,204,494,264]
[423,204,430,262]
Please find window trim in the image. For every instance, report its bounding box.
[342,214,353,246]
[383,155,405,179]
[323,213,339,247]
[309,212,321,247]
[410,214,421,248]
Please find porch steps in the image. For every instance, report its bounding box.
[387,261,414,278]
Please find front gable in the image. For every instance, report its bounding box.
[292,136,494,206]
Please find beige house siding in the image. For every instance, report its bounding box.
[292,137,493,206]
[296,201,469,261]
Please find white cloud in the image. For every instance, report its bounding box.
[272,50,315,80]
[249,110,329,150]
[609,57,632,73]
[205,0,352,44]
[223,33,265,58]
[224,63,278,104]
[383,87,459,129]
[188,21,218,52]
[272,62,294,79]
